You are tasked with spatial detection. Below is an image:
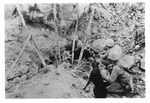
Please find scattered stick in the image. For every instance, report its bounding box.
[16,4,46,67]
[72,15,79,64]
[6,34,31,78]
[6,4,46,78]
[53,3,62,66]
[30,37,46,66]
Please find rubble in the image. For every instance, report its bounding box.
[5,3,145,98]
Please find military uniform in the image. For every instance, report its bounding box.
[99,65,133,93]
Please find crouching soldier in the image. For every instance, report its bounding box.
[99,62,134,94]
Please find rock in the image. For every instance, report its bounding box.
[12,93,24,98]
[41,66,52,74]
[21,65,29,74]
[5,80,11,91]
[140,53,144,58]
[135,55,141,62]
[7,83,16,93]
[13,77,21,84]
[71,72,77,78]
[7,73,14,80]
[26,74,33,79]
[139,80,143,85]
[32,80,39,86]
[92,27,98,34]
[46,29,49,32]
[41,78,50,85]
[21,75,27,82]
[29,66,39,75]
[61,62,71,69]
[134,45,140,50]
[41,28,45,32]
[5,85,11,91]
[136,85,142,89]
[82,72,88,80]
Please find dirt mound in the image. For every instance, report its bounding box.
[6,65,93,98]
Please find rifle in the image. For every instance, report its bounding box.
[83,79,91,90]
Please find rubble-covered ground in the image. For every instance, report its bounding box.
[5,3,145,98]
[5,20,93,98]
[5,20,145,98]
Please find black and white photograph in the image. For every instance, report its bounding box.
[4,2,145,99]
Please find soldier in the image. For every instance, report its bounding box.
[96,38,133,93]
[98,38,122,67]
[99,61,134,93]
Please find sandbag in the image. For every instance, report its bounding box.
[107,45,122,60]
[117,55,134,68]
[92,39,106,53]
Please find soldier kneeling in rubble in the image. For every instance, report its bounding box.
[98,39,121,67]
[99,61,133,94]
[96,38,133,94]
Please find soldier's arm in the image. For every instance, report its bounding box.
[100,65,122,83]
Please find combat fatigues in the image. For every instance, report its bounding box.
[99,65,133,93]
